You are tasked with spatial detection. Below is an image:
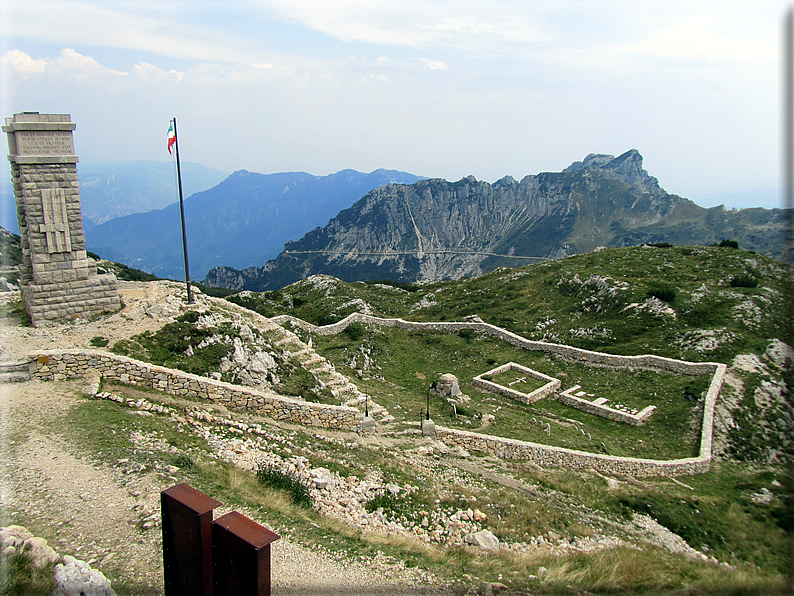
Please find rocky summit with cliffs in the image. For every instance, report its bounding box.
[203,149,789,291]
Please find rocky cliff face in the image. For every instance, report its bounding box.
[204,150,787,291]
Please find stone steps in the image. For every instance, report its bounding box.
[0,360,32,383]
[266,318,396,427]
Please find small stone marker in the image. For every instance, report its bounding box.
[4,112,120,326]
[421,418,436,437]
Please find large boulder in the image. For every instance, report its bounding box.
[432,373,461,397]
[465,529,500,551]
[23,536,60,568]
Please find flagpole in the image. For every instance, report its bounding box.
[171,117,194,304]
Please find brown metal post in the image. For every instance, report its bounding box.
[212,511,280,596]
[161,483,223,596]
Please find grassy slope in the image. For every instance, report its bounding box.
[219,245,791,591]
[5,244,787,594]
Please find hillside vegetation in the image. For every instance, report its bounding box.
[4,244,792,595]
[209,244,790,591]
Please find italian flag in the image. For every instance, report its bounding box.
[167,122,176,154]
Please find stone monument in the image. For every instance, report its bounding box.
[4,112,120,326]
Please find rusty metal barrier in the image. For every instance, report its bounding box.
[162,483,222,596]
[161,483,280,596]
[212,511,281,596]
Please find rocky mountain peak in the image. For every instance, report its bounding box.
[564,149,661,197]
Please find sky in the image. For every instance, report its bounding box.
[0,0,789,210]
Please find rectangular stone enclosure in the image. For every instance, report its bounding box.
[4,113,120,326]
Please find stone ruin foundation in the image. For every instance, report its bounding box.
[4,113,120,326]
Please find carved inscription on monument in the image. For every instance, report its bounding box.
[16,131,74,156]
[40,189,72,253]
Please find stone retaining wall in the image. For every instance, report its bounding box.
[28,349,363,431]
[274,313,716,377]
[434,425,710,477]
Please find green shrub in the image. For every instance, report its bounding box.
[225,293,276,318]
[90,336,109,347]
[718,239,739,249]
[172,454,194,469]
[192,283,237,298]
[365,491,411,516]
[0,550,57,595]
[344,323,365,341]
[458,329,476,343]
[646,283,677,303]
[178,310,201,324]
[730,275,759,288]
[316,314,338,327]
[112,262,160,282]
[256,462,313,507]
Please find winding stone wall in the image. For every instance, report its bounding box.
[273,312,725,476]
[273,313,717,376]
[27,349,363,431]
[434,425,710,477]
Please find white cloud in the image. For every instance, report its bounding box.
[620,15,775,65]
[133,62,184,82]
[56,48,128,80]
[251,62,275,69]
[420,58,448,70]
[1,49,47,74]
[1,48,128,81]
[257,0,548,49]
[7,1,268,65]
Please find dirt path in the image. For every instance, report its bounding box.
[1,379,450,595]
[0,282,451,595]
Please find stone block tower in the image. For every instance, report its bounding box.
[4,112,120,326]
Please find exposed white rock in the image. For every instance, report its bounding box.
[53,555,116,596]
[464,529,500,551]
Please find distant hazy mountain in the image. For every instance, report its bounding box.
[85,168,425,281]
[79,161,229,225]
[204,150,789,292]
[0,160,228,234]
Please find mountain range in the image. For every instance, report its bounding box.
[79,160,229,226]
[85,169,424,280]
[203,149,789,291]
[0,160,228,235]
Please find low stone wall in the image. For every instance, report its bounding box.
[696,363,726,462]
[435,426,710,477]
[28,350,363,431]
[557,385,656,426]
[275,313,716,377]
[471,362,560,404]
[272,313,725,476]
